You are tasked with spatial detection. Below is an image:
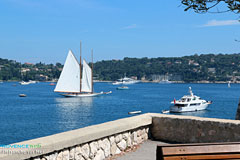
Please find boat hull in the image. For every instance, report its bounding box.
[112,80,140,85]
[61,91,112,97]
[170,103,209,113]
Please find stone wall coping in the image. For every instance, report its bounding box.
[150,113,240,124]
[0,113,152,160]
[150,113,240,144]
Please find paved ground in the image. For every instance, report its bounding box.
[115,140,166,160]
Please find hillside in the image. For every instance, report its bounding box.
[1,53,240,82]
[94,53,240,82]
[0,58,62,81]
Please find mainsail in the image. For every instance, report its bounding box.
[81,59,92,93]
[54,50,80,93]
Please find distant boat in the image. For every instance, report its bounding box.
[19,81,31,85]
[159,79,172,84]
[54,43,112,97]
[19,94,27,97]
[19,80,37,85]
[162,110,170,114]
[29,80,37,84]
[112,76,140,85]
[159,75,171,84]
[228,81,231,88]
[128,111,142,114]
[116,86,129,90]
[49,83,56,86]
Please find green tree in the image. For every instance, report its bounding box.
[182,0,240,13]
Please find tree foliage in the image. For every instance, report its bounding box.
[0,58,62,81]
[181,0,240,13]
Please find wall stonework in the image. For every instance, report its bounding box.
[151,113,240,143]
[32,126,149,160]
[0,114,152,160]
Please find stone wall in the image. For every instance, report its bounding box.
[3,113,240,160]
[32,127,149,160]
[0,114,152,160]
[151,113,240,143]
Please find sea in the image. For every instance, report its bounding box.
[0,82,239,144]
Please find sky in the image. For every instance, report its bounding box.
[0,0,240,64]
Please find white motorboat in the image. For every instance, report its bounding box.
[19,80,37,85]
[170,87,212,113]
[159,79,172,84]
[29,80,37,84]
[54,42,112,97]
[112,77,140,85]
[19,81,31,85]
[128,111,142,114]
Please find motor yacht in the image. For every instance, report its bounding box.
[170,87,212,113]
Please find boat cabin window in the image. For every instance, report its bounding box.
[190,103,201,106]
[174,104,188,107]
[181,98,186,102]
[187,98,191,102]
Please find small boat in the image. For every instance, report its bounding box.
[159,80,172,84]
[228,81,231,88]
[54,42,111,97]
[170,87,212,113]
[29,80,37,84]
[116,86,129,90]
[128,111,142,114]
[49,83,56,86]
[159,75,171,84]
[162,110,170,114]
[19,81,31,85]
[19,94,27,97]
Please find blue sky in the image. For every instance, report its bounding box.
[0,0,239,64]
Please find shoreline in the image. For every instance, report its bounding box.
[1,80,238,84]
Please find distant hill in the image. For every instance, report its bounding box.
[1,53,240,82]
[0,58,62,81]
[93,53,240,82]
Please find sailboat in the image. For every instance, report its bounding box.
[54,44,112,97]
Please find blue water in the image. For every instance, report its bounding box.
[0,82,239,144]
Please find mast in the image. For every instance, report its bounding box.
[80,41,82,93]
[91,49,93,93]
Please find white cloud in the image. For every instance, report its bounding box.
[202,20,240,27]
[121,24,137,30]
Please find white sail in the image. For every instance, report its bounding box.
[81,59,92,92]
[54,50,80,93]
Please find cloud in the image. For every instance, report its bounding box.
[202,20,240,27]
[121,24,137,30]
